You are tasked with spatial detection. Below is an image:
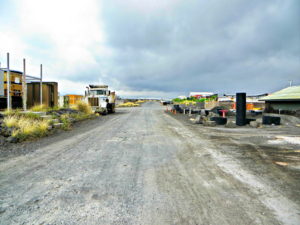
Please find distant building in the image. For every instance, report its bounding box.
[64,94,83,107]
[189,92,214,98]
[218,95,235,102]
[260,86,300,114]
[218,93,267,110]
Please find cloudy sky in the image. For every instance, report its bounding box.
[0,0,299,98]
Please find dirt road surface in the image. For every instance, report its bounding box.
[1,102,299,224]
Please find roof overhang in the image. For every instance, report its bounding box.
[262,99,300,102]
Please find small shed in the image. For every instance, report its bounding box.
[260,86,300,115]
[64,94,83,107]
[27,82,58,108]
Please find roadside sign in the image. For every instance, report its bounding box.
[0,70,4,96]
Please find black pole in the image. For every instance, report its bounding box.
[236,93,246,126]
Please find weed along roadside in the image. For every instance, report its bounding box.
[117,100,146,107]
[0,101,98,143]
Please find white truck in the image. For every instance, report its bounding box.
[85,85,116,114]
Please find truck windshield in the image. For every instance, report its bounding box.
[90,90,106,95]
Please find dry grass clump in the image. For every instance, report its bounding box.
[3,109,21,116]
[59,112,95,131]
[71,101,93,114]
[71,113,95,121]
[3,116,19,128]
[135,100,145,104]
[4,115,50,141]
[14,119,49,138]
[30,104,49,112]
[117,102,140,107]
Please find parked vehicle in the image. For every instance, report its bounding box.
[161,100,173,105]
[85,85,116,114]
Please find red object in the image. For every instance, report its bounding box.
[193,95,203,99]
[219,109,228,118]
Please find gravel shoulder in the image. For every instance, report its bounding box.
[0,112,121,162]
[166,111,300,224]
[0,102,299,225]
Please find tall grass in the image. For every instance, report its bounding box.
[117,102,139,107]
[3,116,19,128]
[60,114,72,130]
[4,115,50,141]
[23,112,41,119]
[3,109,21,116]
[30,104,49,112]
[71,101,93,114]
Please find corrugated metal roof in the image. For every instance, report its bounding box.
[261,86,300,101]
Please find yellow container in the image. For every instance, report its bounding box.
[2,70,23,97]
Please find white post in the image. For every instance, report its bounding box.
[7,53,10,110]
[40,64,43,105]
[23,58,27,111]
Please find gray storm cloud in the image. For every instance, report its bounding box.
[100,0,300,95]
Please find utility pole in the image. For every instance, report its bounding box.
[289,80,293,87]
[40,64,43,105]
[23,58,27,111]
[7,53,10,110]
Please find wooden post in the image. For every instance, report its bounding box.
[40,64,43,105]
[23,58,27,111]
[7,53,10,110]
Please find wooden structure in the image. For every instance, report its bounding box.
[27,82,58,108]
[0,69,23,109]
[1,53,46,110]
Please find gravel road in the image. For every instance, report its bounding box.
[1,102,299,225]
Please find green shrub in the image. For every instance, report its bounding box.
[3,109,21,117]
[173,98,184,102]
[60,114,72,130]
[23,112,42,120]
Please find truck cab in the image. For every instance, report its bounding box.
[85,85,116,114]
